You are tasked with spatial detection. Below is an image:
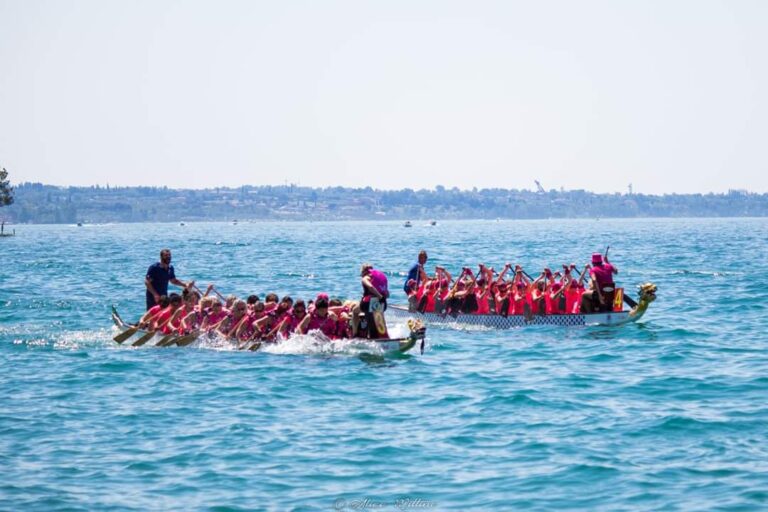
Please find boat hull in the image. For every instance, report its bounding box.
[388,304,639,328]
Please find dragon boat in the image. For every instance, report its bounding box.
[388,283,657,329]
[111,306,426,354]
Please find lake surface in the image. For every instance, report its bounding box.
[2,219,767,511]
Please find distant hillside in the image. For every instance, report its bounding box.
[2,183,766,224]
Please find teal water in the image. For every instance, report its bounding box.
[2,219,768,511]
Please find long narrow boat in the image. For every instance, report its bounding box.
[111,306,426,354]
[388,283,657,329]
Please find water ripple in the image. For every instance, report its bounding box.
[2,219,768,510]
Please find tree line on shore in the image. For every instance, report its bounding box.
[2,181,767,224]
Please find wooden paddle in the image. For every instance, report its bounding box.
[132,330,156,347]
[156,333,178,347]
[194,284,226,302]
[174,332,199,347]
[113,325,140,343]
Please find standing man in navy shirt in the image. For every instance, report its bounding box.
[404,250,428,293]
[145,248,194,310]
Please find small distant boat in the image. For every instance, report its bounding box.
[429,220,437,226]
[0,223,15,237]
[77,222,83,227]
[232,219,238,225]
[404,221,412,228]
[179,222,186,226]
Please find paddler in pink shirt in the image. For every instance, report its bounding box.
[351,263,389,338]
[589,252,618,312]
[297,294,338,338]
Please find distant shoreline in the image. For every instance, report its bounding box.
[3,183,766,224]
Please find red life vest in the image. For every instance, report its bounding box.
[475,288,490,315]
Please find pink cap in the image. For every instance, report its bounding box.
[592,253,603,264]
[316,293,329,302]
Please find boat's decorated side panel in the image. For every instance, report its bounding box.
[388,305,630,328]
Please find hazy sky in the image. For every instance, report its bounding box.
[1,1,766,194]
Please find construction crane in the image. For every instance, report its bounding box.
[534,180,545,194]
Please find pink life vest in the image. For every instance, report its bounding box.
[370,270,389,297]
[205,309,228,327]
[590,263,616,289]
[307,312,337,338]
[368,269,389,297]
[283,312,305,335]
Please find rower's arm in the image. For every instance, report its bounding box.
[578,265,590,286]
[165,309,184,332]
[171,278,194,289]
[590,272,604,302]
[218,318,238,338]
[155,313,173,331]
[252,315,274,334]
[447,270,466,297]
[234,315,255,339]
[362,276,383,299]
[139,308,156,326]
[211,316,230,334]
[145,277,159,299]
[180,310,198,332]
[296,315,311,335]
[227,315,249,338]
[418,265,428,284]
[467,267,479,289]
[496,263,511,283]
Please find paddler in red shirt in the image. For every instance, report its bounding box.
[473,265,493,315]
[154,293,184,334]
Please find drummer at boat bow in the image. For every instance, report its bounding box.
[351,263,390,337]
[145,249,194,310]
[588,253,618,312]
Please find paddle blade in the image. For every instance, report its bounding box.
[175,333,199,347]
[156,334,177,347]
[132,331,156,347]
[113,326,140,344]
